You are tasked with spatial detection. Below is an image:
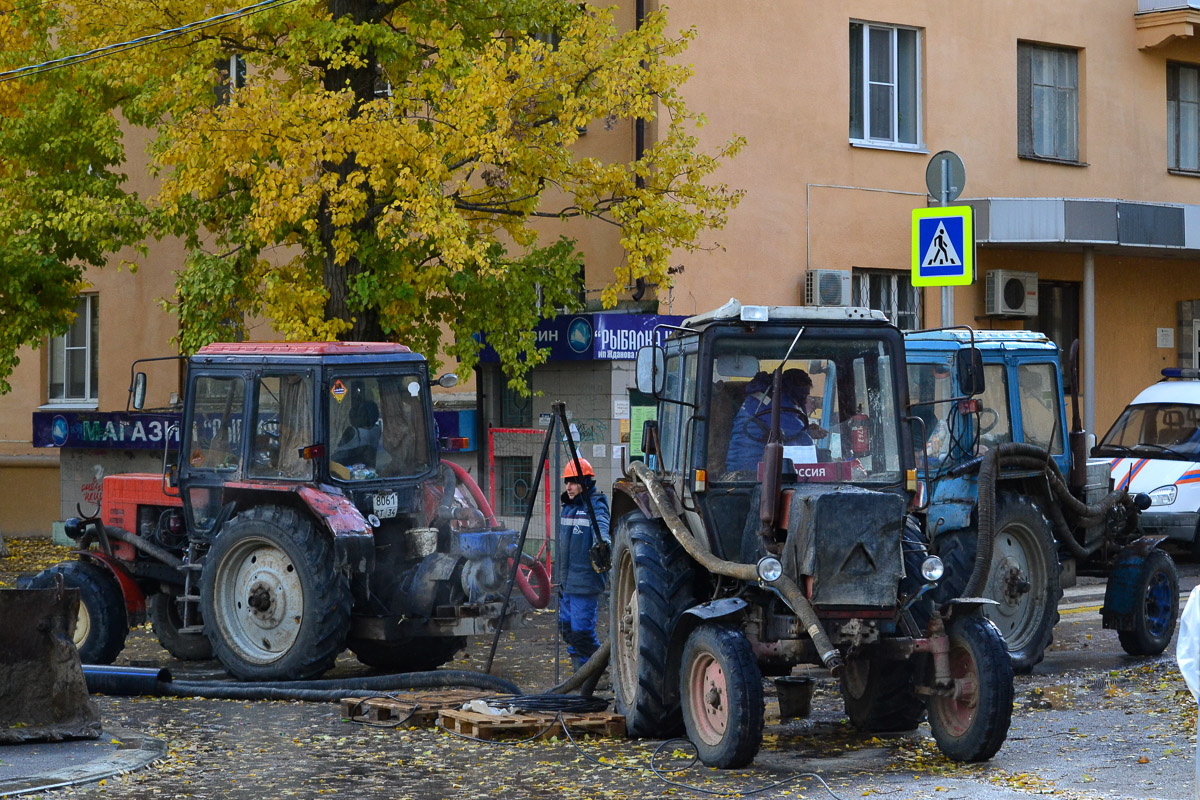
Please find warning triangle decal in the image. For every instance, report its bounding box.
[920,222,962,269]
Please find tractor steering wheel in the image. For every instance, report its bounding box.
[750,404,805,436]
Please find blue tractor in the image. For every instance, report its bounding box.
[903,329,1178,672]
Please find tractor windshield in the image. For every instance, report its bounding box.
[707,334,903,484]
[328,373,432,480]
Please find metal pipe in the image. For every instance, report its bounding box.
[1082,247,1096,436]
[628,462,842,675]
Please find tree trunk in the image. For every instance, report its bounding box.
[320,0,387,342]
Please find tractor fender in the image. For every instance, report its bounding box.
[221,483,375,573]
[77,550,147,627]
[926,475,978,537]
[939,596,999,623]
[610,479,659,523]
[1101,537,1166,625]
[664,598,749,682]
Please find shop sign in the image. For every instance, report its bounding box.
[33,411,181,450]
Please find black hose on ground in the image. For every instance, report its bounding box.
[547,641,610,695]
[83,665,521,701]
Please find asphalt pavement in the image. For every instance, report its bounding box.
[2,559,1198,799]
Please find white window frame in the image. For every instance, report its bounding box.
[47,294,98,407]
[849,21,923,151]
[852,269,922,331]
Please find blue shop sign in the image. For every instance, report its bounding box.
[33,411,182,450]
[477,313,685,362]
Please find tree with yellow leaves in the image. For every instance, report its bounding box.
[0,0,743,389]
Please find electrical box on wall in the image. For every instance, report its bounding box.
[804,269,852,307]
[985,270,1039,316]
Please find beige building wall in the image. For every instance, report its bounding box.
[658,0,1200,437]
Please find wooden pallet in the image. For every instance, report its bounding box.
[438,708,625,740]
[341,690,493,726]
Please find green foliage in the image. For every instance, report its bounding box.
[0,0,743,391]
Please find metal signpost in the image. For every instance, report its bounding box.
[916,151,972,327]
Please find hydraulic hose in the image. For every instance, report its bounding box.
[548,641,610,695]
[957,441,1135,595]
[83,665,521,701]
[444,460,500,528]
[628,462,843,675]
[103,525,184,569]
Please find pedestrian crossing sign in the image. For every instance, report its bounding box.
[911,206,974,287]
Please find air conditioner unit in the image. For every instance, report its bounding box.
[804,269,852,307]
[985,270,1039,316]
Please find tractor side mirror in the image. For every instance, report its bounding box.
[436,372,459,389]
[132,372,147,410]
[636,346,665,396]
[957,349,985,396]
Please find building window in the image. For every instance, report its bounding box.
[1035,281,1080,394]
[500,378,533,427]
[1018,42,1079,162]
[849,21,921,148]
[213,55,246,104]
[852,269,922,331]
[1169,62,1200,173]
[497,455,534,516]
[48,295,98,404]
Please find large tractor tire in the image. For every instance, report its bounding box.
[26,561,128,665]
[610,511,697,738]
[1117,549,1179,656]
[201,506,351,681]
[349,636,468,671]
[149,588,213,661]
[840,653,925,733]
[933,494,1061,674]
[927,615,1014,762]
[679,625,764,769]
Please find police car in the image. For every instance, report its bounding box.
[1094,368,1200,556]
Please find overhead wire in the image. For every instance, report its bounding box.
[0,0,302,84]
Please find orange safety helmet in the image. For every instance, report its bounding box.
[562,457,595,480]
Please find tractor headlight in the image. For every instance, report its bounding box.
[756,556,783,583]
[1148,485,1177,506]
[920,555,945,582]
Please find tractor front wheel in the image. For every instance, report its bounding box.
[201,506,351,681]
[679,625,764,769]
[1118,549,1179,656]
[927,615,1013,762]
[27,561,127,665]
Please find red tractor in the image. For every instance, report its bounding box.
[27,342,549,680]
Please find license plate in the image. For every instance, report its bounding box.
[373,492,399,519]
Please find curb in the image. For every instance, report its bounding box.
[0,727,167,798]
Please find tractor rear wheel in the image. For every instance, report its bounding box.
[149,588,213,661]
[927,615,1013,762]
[840,653,925,732]
[679,624,764,769]
[349,636,468,671]
[27,561,127,665]
[611,511,697,738]
[201,506,351,681]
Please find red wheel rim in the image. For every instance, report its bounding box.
[687,651,729,746]
[936,640,979,737]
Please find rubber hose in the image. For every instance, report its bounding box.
[103,525,184,569]
[628,462,843,675]
[548,641,610,694]
[963,447,998,598]
[1042,491,1106,559]
[87,667,520,700]
[444,461,500,528]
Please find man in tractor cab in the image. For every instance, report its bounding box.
[557,457,610,672]
[725,368,828,473]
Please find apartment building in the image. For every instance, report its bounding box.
[4,0,1200,537]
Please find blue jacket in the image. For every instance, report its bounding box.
[557,480,611,596]
[725,377,814,473]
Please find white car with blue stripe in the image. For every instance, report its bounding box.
[1094,368,1200,555]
